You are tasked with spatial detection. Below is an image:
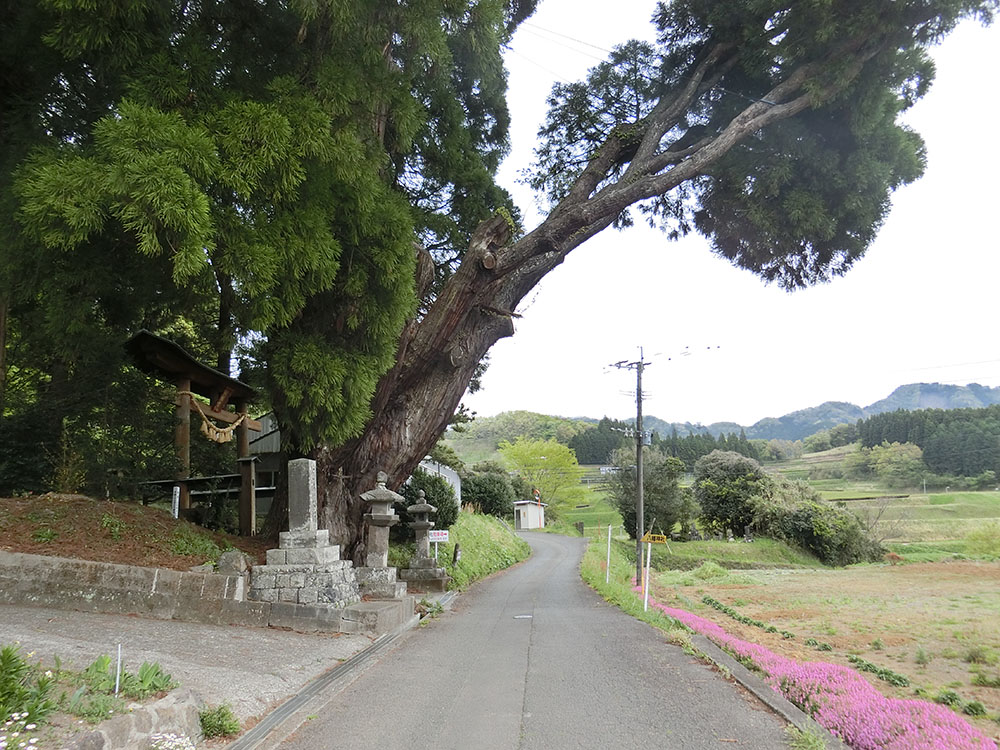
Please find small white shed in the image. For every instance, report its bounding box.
[513,499,547,530]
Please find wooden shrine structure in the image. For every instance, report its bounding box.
[125,329,262,535]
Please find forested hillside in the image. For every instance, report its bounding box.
[858,405,1000,477]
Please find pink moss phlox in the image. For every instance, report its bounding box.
[634,585,997,750]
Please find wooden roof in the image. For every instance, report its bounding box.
[125,329,257,401]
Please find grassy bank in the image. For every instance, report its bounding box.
[390,510,530,590]
[579,536,688,637]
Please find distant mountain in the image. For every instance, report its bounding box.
[863,383,1000,414]
[641,383,1000,442]
[743,401,865,441]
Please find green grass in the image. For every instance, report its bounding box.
[646,537,823,570]
[579,537,688,636]
[442,436,502,466]
[558,485,623,534]
[885,540,972,562]
[427,511,531,590]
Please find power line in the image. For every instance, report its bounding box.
[515,20,780,107]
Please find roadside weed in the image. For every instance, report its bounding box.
[785,725,827,750]
[199,703,241,738]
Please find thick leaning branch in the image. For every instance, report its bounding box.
[312,18,914,560]
[629,40,735,167]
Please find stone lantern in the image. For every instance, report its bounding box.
[360,471,400,568]
[355,471,407,599]
[407,490,436,561]
[399,489,450,593]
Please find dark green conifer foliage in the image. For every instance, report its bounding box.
[1,0,994,557]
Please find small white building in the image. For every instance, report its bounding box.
[513,499,547,530]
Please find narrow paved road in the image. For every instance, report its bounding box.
[279,533,788,749]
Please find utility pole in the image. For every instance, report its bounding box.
[611,348,651,585]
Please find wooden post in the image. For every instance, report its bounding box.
[236,399,256,536]
[175,378,191,510]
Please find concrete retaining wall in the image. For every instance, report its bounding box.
[0,550,268,628]
[0,551,414,636]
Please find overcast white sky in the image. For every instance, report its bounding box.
[463,1,1000,428]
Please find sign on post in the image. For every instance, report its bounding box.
[171,485,181,519]
[640,531,668,545]
[429,529,449,560]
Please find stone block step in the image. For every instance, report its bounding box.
[341,596,416,635]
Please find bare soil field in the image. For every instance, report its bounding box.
[652,560,1000,744]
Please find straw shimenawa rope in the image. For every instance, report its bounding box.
[176,391,246,444]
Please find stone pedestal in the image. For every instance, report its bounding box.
[399,490,449,593]
[249,459,360,608]
[356,471,408,599]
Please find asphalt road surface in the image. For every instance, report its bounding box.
[278,532,789,750]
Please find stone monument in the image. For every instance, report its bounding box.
[354,471,408,599]
[399,490,449,593]
[248,459,360,607]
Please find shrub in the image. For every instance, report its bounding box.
[777,501,883,566]
[461,472,515,518]
[694,451,770,534]
[199,703,241,738]
[962,700,986,717]
[935,690,962,707]
[749,477,883,566]
[395,468,459,541]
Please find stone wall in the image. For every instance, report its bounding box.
[0,550,413,636]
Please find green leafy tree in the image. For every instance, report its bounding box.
[803,431,834,453]
[604,448,695,539]
[498,437,584,509]
[2,0,993,562]
[694,450,772,534]
[870,441,926,488]
[843,445,875,479]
